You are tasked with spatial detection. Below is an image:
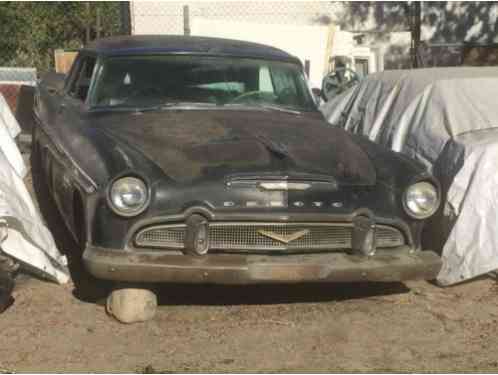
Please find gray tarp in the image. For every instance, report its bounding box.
[321,67,498,285]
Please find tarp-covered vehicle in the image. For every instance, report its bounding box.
[321,67,498,285]
[0,93,68,313]
[33,36,442,294]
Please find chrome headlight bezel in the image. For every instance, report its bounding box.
[403,181,440,220]
[107,176,150,217]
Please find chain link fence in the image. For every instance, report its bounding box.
[130,1,345,35]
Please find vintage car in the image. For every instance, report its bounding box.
[33,35,442,287]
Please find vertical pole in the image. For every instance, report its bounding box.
[184,5,191,36]
[304,59,311,78]
[96,6,101,39]
[120,2,132,35]
[85,2,91,44]
[411,1,421,68]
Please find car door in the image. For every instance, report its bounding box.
[50,54,97,231]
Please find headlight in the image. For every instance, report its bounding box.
[403,181,439,219]
[109,177,149,217]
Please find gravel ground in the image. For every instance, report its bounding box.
[1,159,498,373]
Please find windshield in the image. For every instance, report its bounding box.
[92,55,316,111]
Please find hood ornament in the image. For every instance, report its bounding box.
[225,174,338,191]
[257,229,310,244]
[258,181,311,191]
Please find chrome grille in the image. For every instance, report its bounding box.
[209,223,403,251]
[135,224,186,248]
[134,222,404,252]
[210,223,348,250]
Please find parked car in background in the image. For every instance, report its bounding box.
[33,35,441,298]
[321,67,498,285]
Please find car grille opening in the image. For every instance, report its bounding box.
[134,222,405,253]
[135,224,186,249]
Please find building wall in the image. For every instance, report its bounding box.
[130,1,343,34]
[130,1,413,71]
[130,1,498,72]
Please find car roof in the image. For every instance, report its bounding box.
[360,66,498,95]
[83,35,301,64]
[327,66,498,121]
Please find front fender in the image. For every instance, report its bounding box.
[351,134,438,192]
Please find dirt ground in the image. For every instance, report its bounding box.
[2,159,498,373]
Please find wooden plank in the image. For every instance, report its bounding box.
[54,50,78,74]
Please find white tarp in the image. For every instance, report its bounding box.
[0,94,68,284]
[321,67,498,285]
[436,130,498,285]
[0,94,27,178]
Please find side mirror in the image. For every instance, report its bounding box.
[321,68,360,101]
[311,88,325,104]
[40,72,66,94]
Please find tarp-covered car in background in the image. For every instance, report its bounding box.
[0,93,68,313]
[32,35,443,295]
[321,67,498,285]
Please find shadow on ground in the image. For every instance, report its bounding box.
[29,152,411,308]
[153,281,410,306]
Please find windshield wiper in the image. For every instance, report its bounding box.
[140,101,218,111]
[256,104,302,115]
[223,103,302,115]
[91,101,218,113]
[254,134,290,160]
[96,101,303,115]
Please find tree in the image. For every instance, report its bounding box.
[0,2,123,73]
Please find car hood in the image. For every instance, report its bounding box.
[93,109,376,186]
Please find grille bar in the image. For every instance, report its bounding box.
[134,222,405,252]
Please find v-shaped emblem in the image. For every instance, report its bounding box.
[257,229,310,244]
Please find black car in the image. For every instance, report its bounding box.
[33,35,441,286]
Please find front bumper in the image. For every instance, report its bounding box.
[83,245,441,284]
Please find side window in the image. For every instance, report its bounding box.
[68,56,96,102]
